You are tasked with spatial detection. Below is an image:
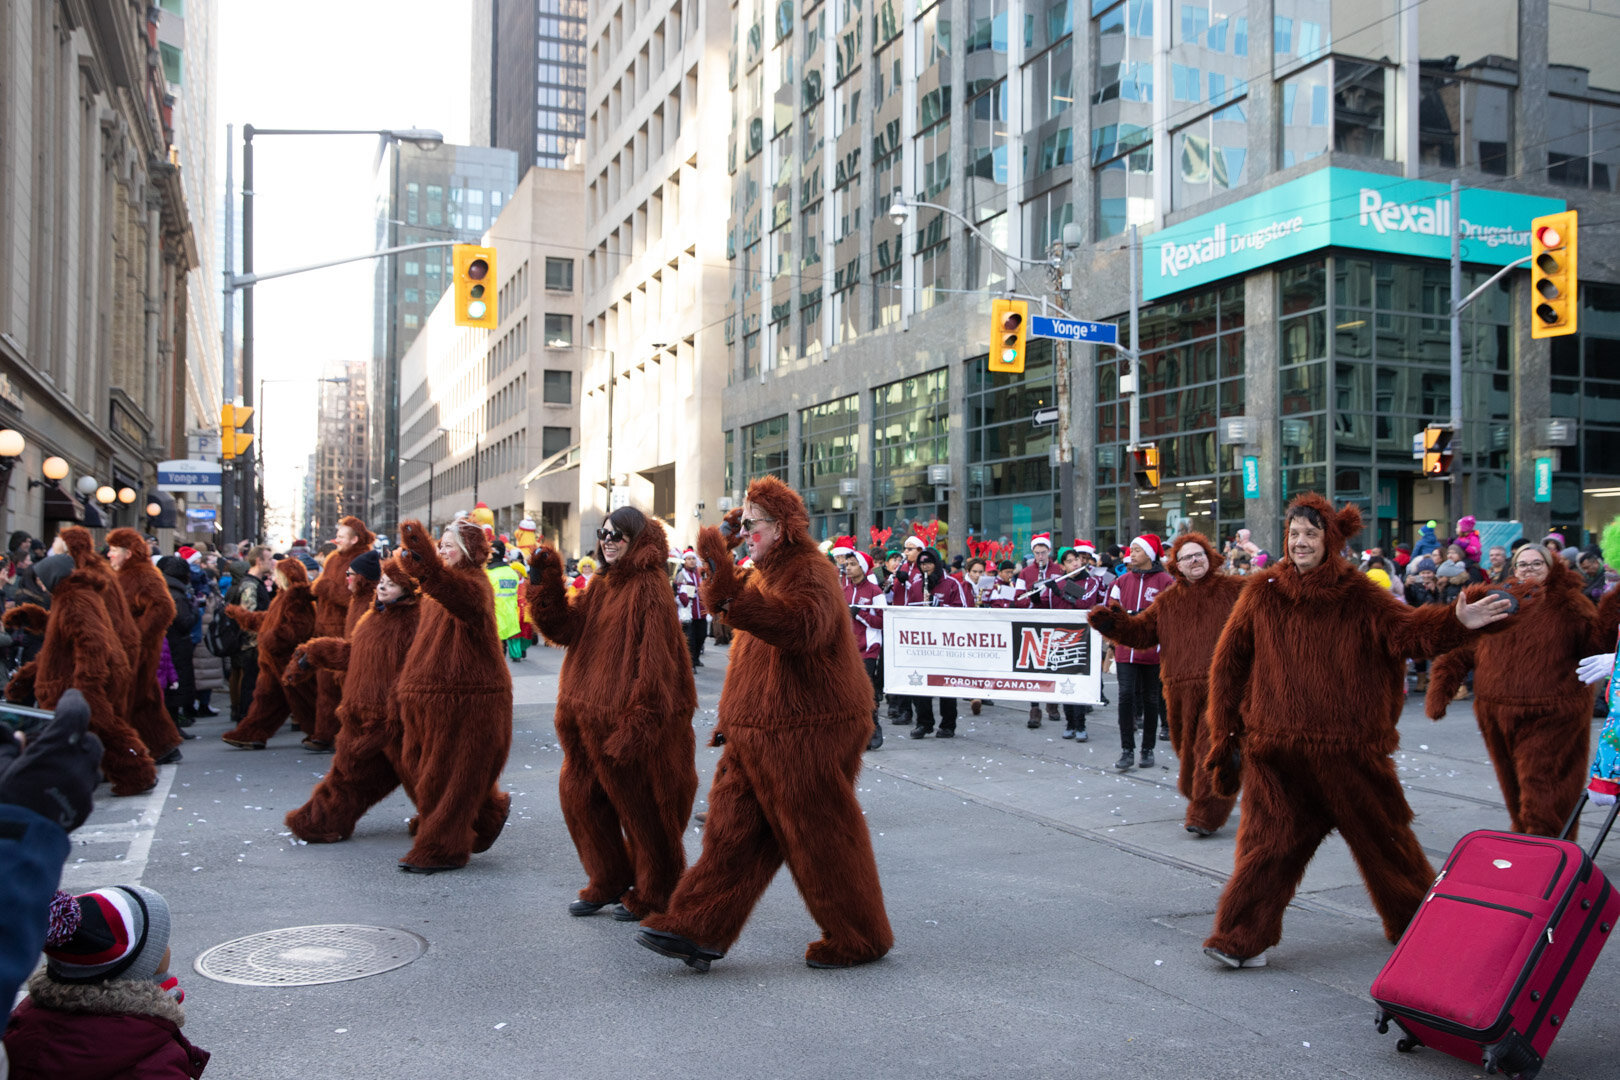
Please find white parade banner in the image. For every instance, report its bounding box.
[882,606,1104,705]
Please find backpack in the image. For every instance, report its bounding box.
[205,593,244,658]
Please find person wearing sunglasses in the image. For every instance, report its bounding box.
[1427,542,1620,839]
[636,475,892,972]
[391,518,514,873]
[526,506,699,922]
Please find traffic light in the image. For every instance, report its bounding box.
[1132,444,1161,491]
[989,298,1027,374]
[1422,424,1453,478]
[1530,210,1578,339]
[220,403,254,461]
[453,244,498,329]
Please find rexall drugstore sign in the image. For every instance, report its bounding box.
[1143,167,1565,300]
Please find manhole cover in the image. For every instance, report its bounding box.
[194,925,427,987]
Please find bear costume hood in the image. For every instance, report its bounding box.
[741,474,811,569]
[1267,493,1364,600]
[596,515,671,578]
[446,518,491,569]
[1166,531,1224,583]
[337,515,376,550]
[276,557,310,588]
[105,528,149,556]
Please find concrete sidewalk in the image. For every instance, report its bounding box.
[76,641,1618,1080]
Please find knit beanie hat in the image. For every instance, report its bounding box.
[1437,560,1468,579]
[1130,534,1163,562]
[349,549,382,581]
[997,560,1016,572]
[33,553,75,592]
[44,885,171,984]
[1415,557,1437,573]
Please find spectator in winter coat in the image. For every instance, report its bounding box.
[3,885,210,1078]
[157,557,196,735]
[223,548,273,724]
[1486,544,1510,584]
[1454,515,1483,563]
[841,550,886,750]
[1108,535,1175,772]
[1412,521,1441,558]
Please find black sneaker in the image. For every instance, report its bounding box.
[935,728,955,738]
[867,726,884,751]
[909,726,934,739]
[1114,750,1134,771]
[1158,722,1170,740]
[1140,749,1155,769]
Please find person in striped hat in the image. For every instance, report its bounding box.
[3,885,210,1076]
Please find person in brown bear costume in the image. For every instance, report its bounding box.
[219,558,318,749]
[393,518,513,872]
[1088,531,1244,836]
[637,474,893,971]
[306,516,376,752]
[4,554,154,795]
[83,528,184,763]
[1426,542,1620,837]
[1199,493,1513,969]
[526,506,698,920]
[283,555,421,844]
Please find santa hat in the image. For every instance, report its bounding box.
[830,534,857,557]
[682,547,696,558]
[1072,539,1096,557]
[176,546,199,564]
[903,536,925,550]
[43,885,171,985]
[1130,534,1163,561]
[1030,533,1053,550]
[851,550,874,576]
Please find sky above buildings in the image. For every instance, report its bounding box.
[216,2,471,542]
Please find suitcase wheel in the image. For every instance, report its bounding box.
[1395,1037,1420,1054]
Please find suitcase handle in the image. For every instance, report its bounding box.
[1559,792,1620,859]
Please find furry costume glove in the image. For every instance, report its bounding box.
[1590,777,1619,807]
[697,526,741,611]
[718,507,745,551]
[2,604,47,636]
[0,688,104,831]
[1203,734,1243,801]
[1086,602,1124,633]
[528,544,560,585]
[284,648,315,686]
[399,519,435,563]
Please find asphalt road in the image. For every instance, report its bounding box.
[56,641,1620,1079]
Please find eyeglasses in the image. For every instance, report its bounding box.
[1515,558,1548,569]
[741,517,776,533]
[596,528,628,543]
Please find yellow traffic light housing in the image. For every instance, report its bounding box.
[1422,424,1453,478]
[1132,444,1161,491]
[1530,210,1577,339]
[989,298,1028,374]
[453,244,498,329]
[220,403,255,461]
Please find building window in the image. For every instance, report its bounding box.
[543,370,572,404]
[871,368,950,530]
[546,257,574,291]
[1548,0,1619,190]
[743,415,790,481]
[542,426,572,459]
[544,314,573,347]
[160,43,183,87]
[1418,68,1513,175]
[1094,282,1245,547]
[1092,0,1154,239]
[1279,57,1396,167]
[966,340,1059,552]
[800,395,860,539]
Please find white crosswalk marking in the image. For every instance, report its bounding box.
[58,764,179,890]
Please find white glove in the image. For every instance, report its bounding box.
[1592,788,1618,807]
[1577,653,1616,686]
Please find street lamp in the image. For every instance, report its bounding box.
[0,429,23,523]
[230,124,444,545]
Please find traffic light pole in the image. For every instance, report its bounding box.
[1125,224,1142,540]
[242,127,256,542]
[1449,180,1463,529]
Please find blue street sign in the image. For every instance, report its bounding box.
[1242,455,1261,499]
[1029,316,1119,345]
[1534,457,1553,503]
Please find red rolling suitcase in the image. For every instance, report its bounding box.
[1371,797,1620,1078]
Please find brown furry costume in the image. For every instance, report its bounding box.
[393,518,513,870]
[219,559,318,746]
[1200,494,1486,962]
[527,515,698,917]
[3,570,153,795]
[639,475,892,968]
[1088,532,1244,834]
[82,528,181,761]
[284,558,420,843]
[1426,561,1620,837]
[308,516,376,746]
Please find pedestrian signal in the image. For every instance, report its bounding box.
[989,298,1027,374]
[220,403,254,461]
[1422,424,1453,478]
[453,244,498,329]
[1530,211,1577,339]
[1132,444,1161,491]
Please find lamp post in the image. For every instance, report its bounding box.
[232,124,444,544]
[0,428,24,527]
[399,456,436,533]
